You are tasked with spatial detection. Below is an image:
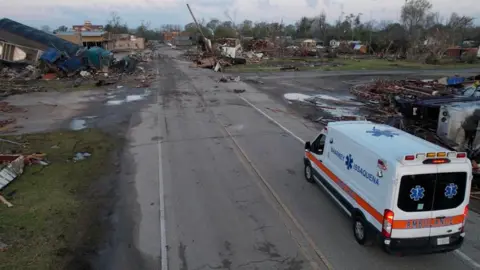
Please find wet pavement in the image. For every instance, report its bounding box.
[88,47,480,270]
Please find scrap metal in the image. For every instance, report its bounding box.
[0,154,25,190]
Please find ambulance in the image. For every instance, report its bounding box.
[303,121,471,254]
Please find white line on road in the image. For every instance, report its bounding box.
[158,136,168,270]
[455,250,480,269]
[240,96,480,270]
[157,68,168,270]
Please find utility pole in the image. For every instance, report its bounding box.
[186,3,211,52]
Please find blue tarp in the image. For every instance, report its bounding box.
[58,57,84,73]
[39,48,62,63]
[0,18,80,56]
[447,77,465,86]
[39,46,114,73]
[85,47,114,69]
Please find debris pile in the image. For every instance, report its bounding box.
[349,77,480,161]
[0,102,27,113]
[350,79,448,115]
[351,79,449,103]
[0,239,7,251]
[0,80,45,97]
[0,102,27,132]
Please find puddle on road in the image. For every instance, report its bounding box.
[126,95,145,102]
[284,92,366,118]
[106,100,126,105]
[284,93,311,102]
[106,90,151,106]
[70,119,87,130]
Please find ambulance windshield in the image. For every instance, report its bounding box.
[397,172,467,212]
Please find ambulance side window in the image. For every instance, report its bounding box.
[311,134,326,155]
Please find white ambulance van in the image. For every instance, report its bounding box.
[303,121,472,254]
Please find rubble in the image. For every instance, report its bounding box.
[219,76,240,83]
[0,239,7,251]
[0,194,13,207]
[0,102,26,113]
[73,152,91,162]
[348,77,480,163]
[0,154,25,190]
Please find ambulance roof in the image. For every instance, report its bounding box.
[328,121,447,162]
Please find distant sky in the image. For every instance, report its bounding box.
[0,0,478,29]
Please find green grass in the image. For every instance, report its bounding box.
[226,57,480,72]
[0,129,115,270]
[332,58,479,71]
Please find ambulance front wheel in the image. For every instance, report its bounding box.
[304,163,314,183]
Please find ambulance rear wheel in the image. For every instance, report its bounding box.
[353,215,370,245]
[304,164,314,183]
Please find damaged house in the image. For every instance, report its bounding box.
[0,18,81,59]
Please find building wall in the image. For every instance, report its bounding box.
[112,38,145,51]
[163,32,179,42]
[56,33,82,45]
[82,36,106,42]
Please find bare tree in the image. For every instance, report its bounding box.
[106,11,128,34]
[401,0,433,57]
[108,12,122,28]
[310,12,328,41]
[447,12,474,45]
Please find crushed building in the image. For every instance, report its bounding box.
[0,18,80,57]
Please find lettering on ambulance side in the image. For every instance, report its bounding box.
[405,217,454,229]
[306,152,465,229]
[331,147,380,185]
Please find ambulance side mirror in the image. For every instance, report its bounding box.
[305,141,311,150]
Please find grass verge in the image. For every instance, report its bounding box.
[0,129,115,270]
[226,58,480,73]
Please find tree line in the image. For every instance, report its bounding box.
[46,0,479,56]
[181,0,480,58]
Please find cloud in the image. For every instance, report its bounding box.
[0,0,478,28]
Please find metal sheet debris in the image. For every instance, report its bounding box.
[0,155,25,190]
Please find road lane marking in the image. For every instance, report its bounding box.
[215,115,331,270]
[240,97,306,144]
[240,95,480,270]
[240,96,351,217]
[454,250,480,269]
[156,68,168,270]
[186,79,329,269]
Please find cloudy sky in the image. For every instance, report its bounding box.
[0,0,478,29]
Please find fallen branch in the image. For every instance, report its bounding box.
[0,194,13,207]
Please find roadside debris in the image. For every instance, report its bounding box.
[280,65,300,71]
[24,153,48,166]
[0,102,26,113]
[219,76,240,83]
[73,152,91,162]
[0,18,159,99]
[0,154,25,190]
[346,76,480,174]
[0,239,8,251]
[0,194,13,207]
[244,77,264,84]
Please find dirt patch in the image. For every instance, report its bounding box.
[0,129,117,270]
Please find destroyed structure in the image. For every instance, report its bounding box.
[0,18,157,95]
[350,76,480,166]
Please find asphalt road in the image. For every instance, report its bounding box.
[102,48,480,270]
